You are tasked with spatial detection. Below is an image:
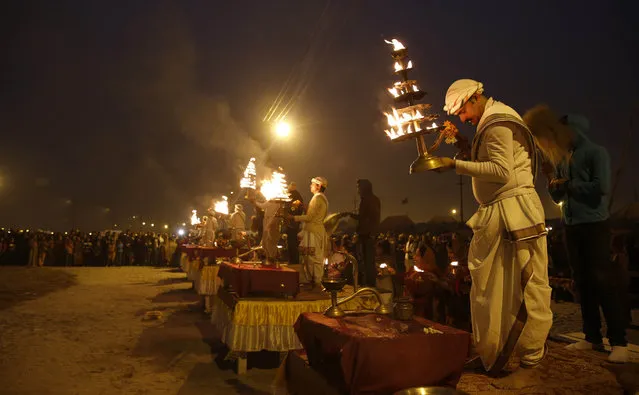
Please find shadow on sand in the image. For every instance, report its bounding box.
[0,267,77,311]
[156,276,190,286]
[151,288,200,304]
[132,283,279,394]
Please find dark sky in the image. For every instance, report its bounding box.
[1,0,638,230]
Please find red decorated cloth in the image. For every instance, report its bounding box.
[198,247,239,261]
[218,261,299,297]
[184,245,198,260]
[294,312,470,394]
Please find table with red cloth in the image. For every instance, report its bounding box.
[217,261,299,298]
[198,246,242,262]
[293,312,470,394]
[184,244,199,260]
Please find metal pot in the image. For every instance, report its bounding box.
[393,297,414,321]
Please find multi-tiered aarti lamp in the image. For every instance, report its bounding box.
[382,39,462,174]
[261,168,292,221]
[240,157,257,198]
[213,195,229,215]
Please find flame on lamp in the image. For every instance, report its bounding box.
[260,169,290,201]
[214,196,229,215]
[379,263,388,269]
[413,265,424,272]
[384,107,427,139]
[240,158,257,189]
[395,61,413,72]
[384,38,405,51]
[190,210,201,225]
[450,261,459,267]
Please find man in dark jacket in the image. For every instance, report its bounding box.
[354,179,381,287]
[286,182,304,265]
[525,106,628,363]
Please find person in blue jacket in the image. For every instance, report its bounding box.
[524,104,628,363]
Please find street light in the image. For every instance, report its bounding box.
[163,224,169,229]
[274,120,291,138]
[450,209,457,215]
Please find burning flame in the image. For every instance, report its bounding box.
[190,210,201,226]
[394,60,413,72]
[379,263,388,269]
[384,107,428,139]
[450,261,459,267]
[214,196,229,215]
[388,82,419,98]
[414,265,424,273]
[384,38,405,51]
[260,169,290,201]
[240,158,257,189]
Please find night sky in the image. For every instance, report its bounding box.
[1,0,637,230]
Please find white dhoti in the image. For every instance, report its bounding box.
[261,223,280,259]
[467,191,553,371]
[298,227,328,284]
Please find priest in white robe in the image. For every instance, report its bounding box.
[252,197,281,261]
[229,204,246,241]
[291,177,329,286]
[437,79,553,373]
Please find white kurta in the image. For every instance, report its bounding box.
[455,98,553,371]
[254,200,281,259]
[229,210,246,240]
[295,192,329,284]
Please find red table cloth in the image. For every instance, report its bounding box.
[218,261,299,297]
[294,312,470,394]
[184,245,198,260]
[198,247,240,261]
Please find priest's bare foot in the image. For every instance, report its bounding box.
[492,368,542,390]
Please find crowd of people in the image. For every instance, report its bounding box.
[0,230,181,267]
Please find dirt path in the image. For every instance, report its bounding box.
[1,266,636,394]
[0,267,276,395]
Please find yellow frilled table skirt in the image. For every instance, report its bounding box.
[211,286,392,352]
[181,255,221,296]
[196,265,221,296]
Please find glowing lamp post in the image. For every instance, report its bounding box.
[274,121,291,138]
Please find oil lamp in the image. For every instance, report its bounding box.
[382,39,465,174]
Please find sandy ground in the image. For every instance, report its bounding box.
[0,266,276,395]
[1,266,637,395]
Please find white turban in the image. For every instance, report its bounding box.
[443,79,484,115]
[311,176,328,188]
